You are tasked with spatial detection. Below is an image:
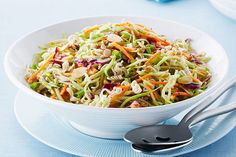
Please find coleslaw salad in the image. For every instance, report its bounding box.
[25,22,211,108]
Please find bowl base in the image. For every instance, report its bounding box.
[68,121,125,139]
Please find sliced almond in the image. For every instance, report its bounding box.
[178,75,192,84]
[72,67,87,78]
[103,49,112,57]
[107,34,123,43]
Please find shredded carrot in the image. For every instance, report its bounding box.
[50,95,57,99]
[139,33,170,46]
[116,23,139,36]
[150,81,180,88]
[146,83,153,90]
[112,42,134,60]
[117,85,130,92]
[60,85,68,96]
[145,83,159,99]
[152,91,159,99]
[138,76,159,99]
[60,85,70,101]
[109,85,130,107]
[171,95,177,100]
[135,23,145,27]
[116,22,132,27]
[83,25,101,37]
[135,24,153,32]
[183,53,192,60]
[135,23,148,29]
[136,73,153,82]
[144,50,161,65]
[197,69,207,75]
[124,47,137,52]
[174,83,181,88]
[172,92,190,97]
[149,81,167,85]
[137,77,180,88]
[109,96,121,108]
[88,67,98,75]
[127,27,139,36]
[27,52,55,83]
[152,92,159,99]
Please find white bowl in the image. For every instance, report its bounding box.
[214,0,236,10]
[4,16,229,139]
[210,0,236,20]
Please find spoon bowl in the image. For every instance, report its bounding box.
[124,125,192,145]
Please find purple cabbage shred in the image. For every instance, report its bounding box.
[103,83,118,90]
[183,83,201,89]
[185,38,192,43]
[190,53,202,64]
[74,58,111,67]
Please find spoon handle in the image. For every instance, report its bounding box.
[187,101,236,127]
[179,77,236,126]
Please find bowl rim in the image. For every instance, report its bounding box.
[4,15,229,112]
[214,0,236,5]
[210,0,236,12]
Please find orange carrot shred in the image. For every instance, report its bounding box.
[50,95,57,99]
[109,85,130,108]
[124,47,137,52]
[149,81,167,85]
[172,92,190,97]
[136,73,153,82]
[112,42,134,60]
[83,25,101,37]
[139,33,170,46]
[144,50,161,65]
[60,85,68,96]
[145,83,160,99]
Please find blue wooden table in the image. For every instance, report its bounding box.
[1,0,236,156]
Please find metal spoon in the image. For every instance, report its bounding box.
[124,77,236,146]
[131,101,236,153]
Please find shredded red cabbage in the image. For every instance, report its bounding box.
[184,83,201,89]
[50,59,63,67]
[74,59,89,67]
[185,38,192,43]
[74,58,111,67]
[103,83,118,90]
[190,53,202,64]
[203,76,211,83]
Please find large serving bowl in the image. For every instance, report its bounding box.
[4,16,229,139]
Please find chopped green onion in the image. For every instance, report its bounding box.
[74,89,85,98]
[112,50,122,61]
[125,78,131,83]
[30,82,40,90]
[121,31,131,41]
[91,33,103,40]
[31,64,38,70]
[145,44,155,54]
